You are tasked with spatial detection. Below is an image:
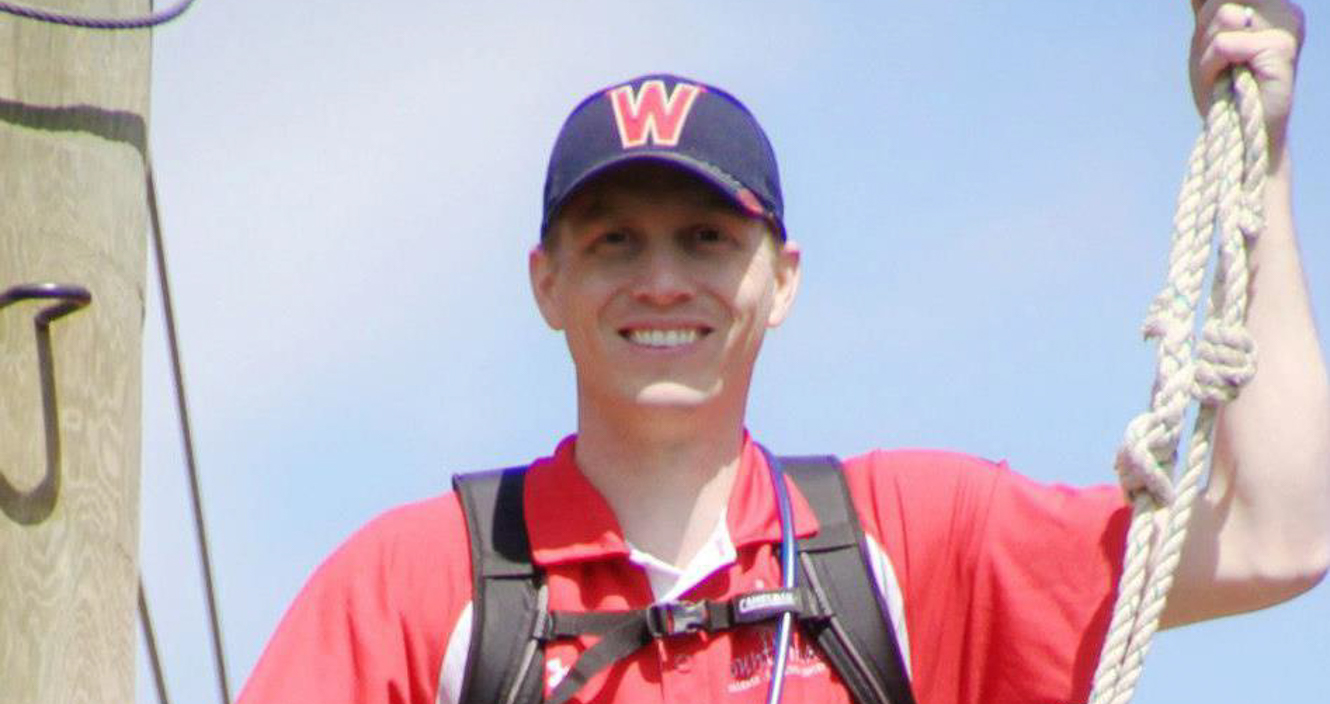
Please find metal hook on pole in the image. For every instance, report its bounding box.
[0,282,92,525]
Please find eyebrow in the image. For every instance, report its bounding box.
[566,187,739,225]
[569,196,614,223]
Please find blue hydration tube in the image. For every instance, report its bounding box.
[759,446,796,704]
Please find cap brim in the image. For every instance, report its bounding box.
[542,151,782,239]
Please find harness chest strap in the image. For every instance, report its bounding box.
[452,456,916,704]
[538,588,823,704]
[539,587,818,642]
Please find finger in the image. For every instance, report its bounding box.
[1195,0,1294,31]
[1196,29,1297,91]
[1192,2,1242,83]
[1222,3,1256,31]
[1195,3,1259,73]
[1192,2,1248,106]
[1200,1,1306,40]
[1197,2,1260,47]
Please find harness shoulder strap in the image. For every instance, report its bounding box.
[781,455,917,704]
[453,467,546,704]
[453,457,917,704]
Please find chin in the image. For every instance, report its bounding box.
[630,381,718,409]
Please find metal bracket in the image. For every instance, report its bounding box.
[0,282,92,525]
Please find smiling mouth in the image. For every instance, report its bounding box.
[621,328,710,348]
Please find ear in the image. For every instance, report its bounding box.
[529,244,565,330]
[766,239,802,328]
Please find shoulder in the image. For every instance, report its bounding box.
[835,451,1129,704]
[841,448,1124,526]
[840,449,1008,537]
[286,491,475,644]
[324,491,470,572]
[318,492,474,613]
[238,492,475,703]
[838,448,1128,580]
[842,448,1005,492]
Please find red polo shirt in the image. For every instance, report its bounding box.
[238,434,1129,704]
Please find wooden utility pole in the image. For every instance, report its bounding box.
[1,2,150,702]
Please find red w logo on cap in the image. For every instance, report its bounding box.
[608,80,703,149]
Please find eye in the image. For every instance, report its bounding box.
[696,227,724,243]
[585,228,635,255]
[589,229,624,246]
[686,225,732,250]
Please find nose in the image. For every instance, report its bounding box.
[632,247,693,307]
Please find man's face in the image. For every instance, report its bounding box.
[530,162,801,414]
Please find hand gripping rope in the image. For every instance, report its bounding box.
[1087,63,1267,704]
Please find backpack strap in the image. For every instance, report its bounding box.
[453,466,818,704]
[453,467,546,704]
[453,457,917,704]
[782,455,917,704]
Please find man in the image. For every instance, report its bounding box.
[237,1,1325,702]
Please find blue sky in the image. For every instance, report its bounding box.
[137,1,1328,702]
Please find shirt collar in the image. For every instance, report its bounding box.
[524,432,819,567]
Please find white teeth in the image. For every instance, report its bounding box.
[628,329,700,348]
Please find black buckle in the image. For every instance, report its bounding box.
[646,600,709,637]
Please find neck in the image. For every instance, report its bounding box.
[574,395,747,568]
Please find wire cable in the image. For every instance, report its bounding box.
[146,160,233,704]
[0,0,196,29]
[138,578,173,704]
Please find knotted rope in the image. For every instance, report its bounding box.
[1087,64,1267,704]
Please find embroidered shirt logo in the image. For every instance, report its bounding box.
[607,80,704,149]
[728,626,827,694]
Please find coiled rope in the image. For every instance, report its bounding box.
[1088,63,1267,704]
[0,0,196,29]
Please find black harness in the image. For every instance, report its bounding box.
[453,456,916,704]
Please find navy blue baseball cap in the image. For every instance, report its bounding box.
[541,73,785,239]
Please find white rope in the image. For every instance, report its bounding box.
[1087,64,1266,704]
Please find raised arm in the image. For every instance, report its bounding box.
[1163,0,1329,628]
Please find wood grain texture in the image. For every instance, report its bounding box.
[1,3,149,702]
